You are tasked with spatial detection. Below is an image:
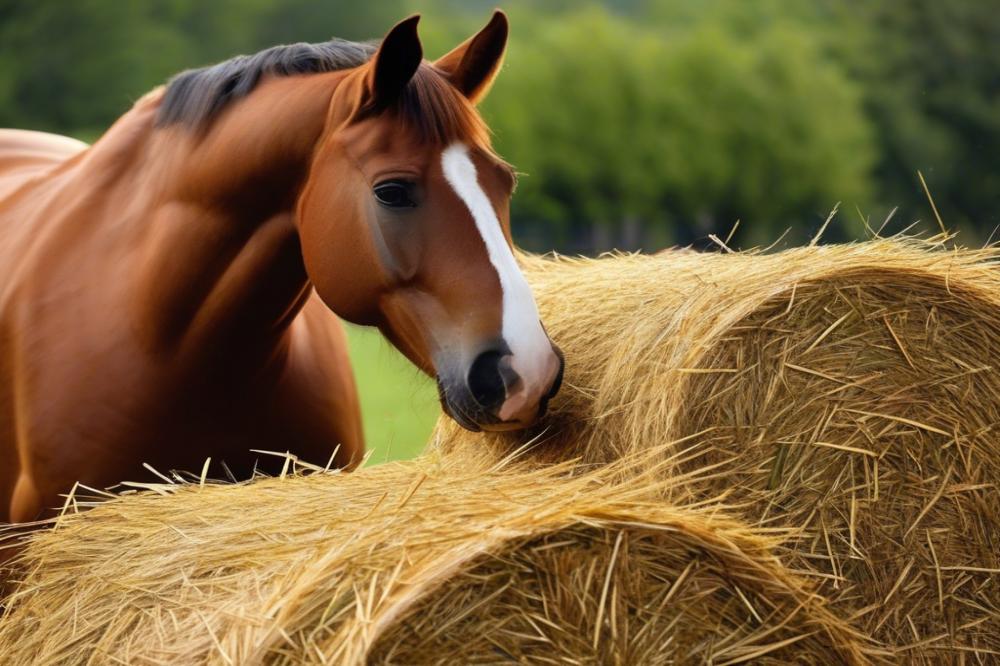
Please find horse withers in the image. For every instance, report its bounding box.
[0,11,563,524]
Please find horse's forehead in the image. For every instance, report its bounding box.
[334,113,422,148]
[336,122,502,186]
[334,120,434,168]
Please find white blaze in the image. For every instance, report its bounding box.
[441,142,553,418]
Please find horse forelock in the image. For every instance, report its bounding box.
[391,66,491,149]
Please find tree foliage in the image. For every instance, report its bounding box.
[0,1,401,135]
[826,1,1000,234]
[0,0,994,249]
[482,6,874,247]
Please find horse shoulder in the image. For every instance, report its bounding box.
[268,295,364,467]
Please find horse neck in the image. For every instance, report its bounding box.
[159,71,351,221]
[129,72,351,367]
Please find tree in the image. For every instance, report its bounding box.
[824,1,1000,237]
[0,1,405,137]
[0,1,187,135]
[480,6,875,250]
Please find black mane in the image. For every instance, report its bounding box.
[156,39,376,128]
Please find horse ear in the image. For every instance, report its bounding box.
[434,10,508,104]
[364,15,423,112]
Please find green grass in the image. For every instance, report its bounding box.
[343,323,440,464]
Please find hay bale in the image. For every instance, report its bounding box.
[0,452,872,664]
[432,240,1000,661]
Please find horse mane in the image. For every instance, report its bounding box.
[156,38,489,146]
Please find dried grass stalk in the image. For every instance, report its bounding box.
[0,451,873,664]
[432,240,1000,662]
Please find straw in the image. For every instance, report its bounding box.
[433,239,1000,660]
[0,448,874,664]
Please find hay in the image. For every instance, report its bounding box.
[432,239,1000,661]
[3,239,997,663]
[0,451,872,664]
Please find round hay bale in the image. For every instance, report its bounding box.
[432,240,1000,660]
[0,453,872,664]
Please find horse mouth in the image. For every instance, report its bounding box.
[436,379,482,432]
[445,403,483,432]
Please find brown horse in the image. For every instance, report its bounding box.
[0,12,563,524]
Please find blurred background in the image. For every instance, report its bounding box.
[2,0,996,459]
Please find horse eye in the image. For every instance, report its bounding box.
[373,181,415,209]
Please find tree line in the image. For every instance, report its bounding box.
[1,0,996,251]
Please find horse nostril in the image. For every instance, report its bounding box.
[467,350,507,409]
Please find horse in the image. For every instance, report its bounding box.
[0,11,564,525]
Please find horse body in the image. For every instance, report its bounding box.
[0,12,563,525]
[0,130,88,200]
[0,94,362,522]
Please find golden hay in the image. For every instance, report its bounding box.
[432,240,1000,661]
[0,451,873,664]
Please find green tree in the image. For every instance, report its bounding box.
[0,1,404,136]
[0,1,187,134]
[481,6,875,249]
[639,0,1000,239]
[825,1,1000,236]
[251,1,404,49]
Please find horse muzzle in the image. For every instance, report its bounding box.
[438,342,564,432]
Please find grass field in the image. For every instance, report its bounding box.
[343,323,440,464]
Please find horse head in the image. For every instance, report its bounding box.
[297,13,564,432]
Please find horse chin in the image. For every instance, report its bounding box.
[477,420,529,433]
[439,394,539,433]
